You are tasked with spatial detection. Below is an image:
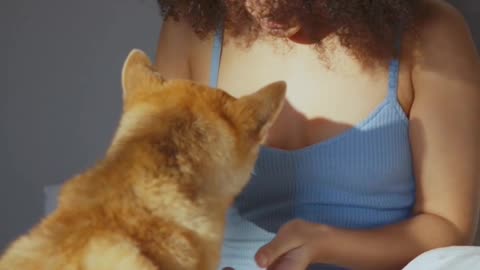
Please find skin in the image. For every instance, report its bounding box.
[155,0,480,269]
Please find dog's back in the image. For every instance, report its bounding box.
[0,49,286,270]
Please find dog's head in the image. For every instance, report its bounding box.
[114,49,285,200]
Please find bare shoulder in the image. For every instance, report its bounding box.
[412,0,480,80]
[155,17,202,80]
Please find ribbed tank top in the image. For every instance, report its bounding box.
[210,26,416,270]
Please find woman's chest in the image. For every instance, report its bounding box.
[191,39,414,150]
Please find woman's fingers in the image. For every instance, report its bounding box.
[267,246,311,270]
[255,220,308,268]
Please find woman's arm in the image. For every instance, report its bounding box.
[408,0,480,247]
[254,2,480,270]
[155,17,194,79]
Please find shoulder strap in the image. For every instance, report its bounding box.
[209,22,224,88]
[387,31,403,100]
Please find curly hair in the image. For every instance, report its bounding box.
[156,0,421,65]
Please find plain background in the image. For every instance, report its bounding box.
[1,0,479,251]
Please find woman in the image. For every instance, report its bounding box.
[154,0,480,269]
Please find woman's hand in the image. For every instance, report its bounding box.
[254,219,331,270]
[222,219,332,270]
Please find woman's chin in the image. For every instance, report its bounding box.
[262,25,301,38]
[264,27,317,44]
[287,29,316,44]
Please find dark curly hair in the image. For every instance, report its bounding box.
[156,0,421,66]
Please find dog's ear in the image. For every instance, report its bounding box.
[121,49,165,99]
[226,81,286,142]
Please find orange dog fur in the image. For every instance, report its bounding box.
[0,49,286,270]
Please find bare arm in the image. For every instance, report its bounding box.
[155,17,194,80]
[408,0,480,247]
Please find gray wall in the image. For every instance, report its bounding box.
[1,0,161,249]
[1,0,479,251]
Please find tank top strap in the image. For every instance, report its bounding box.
[210,21,224,88]
[387,32,403,101]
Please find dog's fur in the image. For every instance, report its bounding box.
[0,49,286,270]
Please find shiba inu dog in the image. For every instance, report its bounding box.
[0,49,286,270]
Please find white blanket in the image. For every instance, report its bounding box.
[403,246,480,270]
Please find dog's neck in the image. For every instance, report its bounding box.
[131,174,229,241]
[101,136,231,241]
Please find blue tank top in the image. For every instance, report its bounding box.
[210,26,416,270]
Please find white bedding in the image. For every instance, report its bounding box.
[403,246,480,270]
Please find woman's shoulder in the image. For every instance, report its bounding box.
[411,0,478,73]
[156,16,219,83]
[416,0,472,42]
[405,0,480,114]
[155,17,207,80]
